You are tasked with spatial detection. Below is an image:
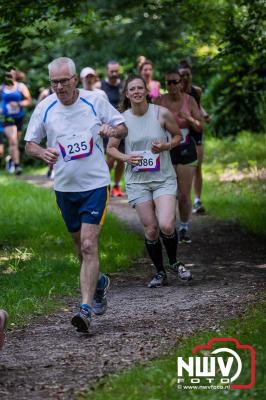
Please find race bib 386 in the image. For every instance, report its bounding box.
[132,150,160,172]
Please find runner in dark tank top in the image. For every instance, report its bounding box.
[99,60,125,197]
[178,60,211,214]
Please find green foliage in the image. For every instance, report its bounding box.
[0,0,265,136]
[80,301,266,399]
[205,0,266,136]
[0,175,143,325]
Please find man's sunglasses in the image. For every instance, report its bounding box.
[166,79,181,85]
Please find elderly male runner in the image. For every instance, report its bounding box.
[25,57,127,333]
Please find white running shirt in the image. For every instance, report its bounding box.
[25,89,125,192]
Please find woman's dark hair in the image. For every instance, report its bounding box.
[165,69,181,77]
[138,59,153,74]
[118,74,151,112]
[15,70,26,82]
[178,59,191,70]
[5,69,26,82]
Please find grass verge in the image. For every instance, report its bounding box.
[202,131,266,235]
[80,301,266,400]
[0,174,143,326]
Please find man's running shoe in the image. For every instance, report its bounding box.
[5,156,15,174]
[168,261,193,282]
[71,305,92,332]
[15,165,23,176]
[92,274,110,315]
[179,228,192,244]
[192,200,205,214]
[148,272,167,288]
[111,186,125,197]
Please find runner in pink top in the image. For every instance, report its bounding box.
[139,60,161,100]
[155,70,202,244]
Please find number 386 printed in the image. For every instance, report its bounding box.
[137,158,154,167]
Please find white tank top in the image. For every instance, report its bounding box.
[123,104,176,184]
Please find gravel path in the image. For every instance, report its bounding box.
[0,175,265,399]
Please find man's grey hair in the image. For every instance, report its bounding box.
[48,57,76,77]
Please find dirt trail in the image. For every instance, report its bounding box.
[0,175,265,399]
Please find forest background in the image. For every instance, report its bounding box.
[0,0,265,138]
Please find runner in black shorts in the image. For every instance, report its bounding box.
[178,60,211,213]
[155,70,203,243]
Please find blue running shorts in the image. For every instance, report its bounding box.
[55,186,110,232]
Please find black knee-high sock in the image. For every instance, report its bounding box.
[160,230,178,265]
[145,237,165,274]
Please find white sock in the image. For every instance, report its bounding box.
[194,197,200,204]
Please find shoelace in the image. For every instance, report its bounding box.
[80,310,91,320]
[155,273,165,280]
[94,286,107,302]
[170,262,185,271]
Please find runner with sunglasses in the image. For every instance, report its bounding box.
[155,71,203,243]
[178,60,211,214]
[107,75,193,288]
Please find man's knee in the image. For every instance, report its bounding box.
[81,237,98,257]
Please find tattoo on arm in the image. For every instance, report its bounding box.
[112,124,127,139]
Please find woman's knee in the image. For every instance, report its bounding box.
[160,221,175,235]
[144,224,158,240]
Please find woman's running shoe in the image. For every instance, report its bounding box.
[168,261,193,281]
[148,272,167,288]
[179,229,192,244]
[192,200,205,214]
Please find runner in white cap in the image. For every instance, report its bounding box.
[80,67,108,100]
